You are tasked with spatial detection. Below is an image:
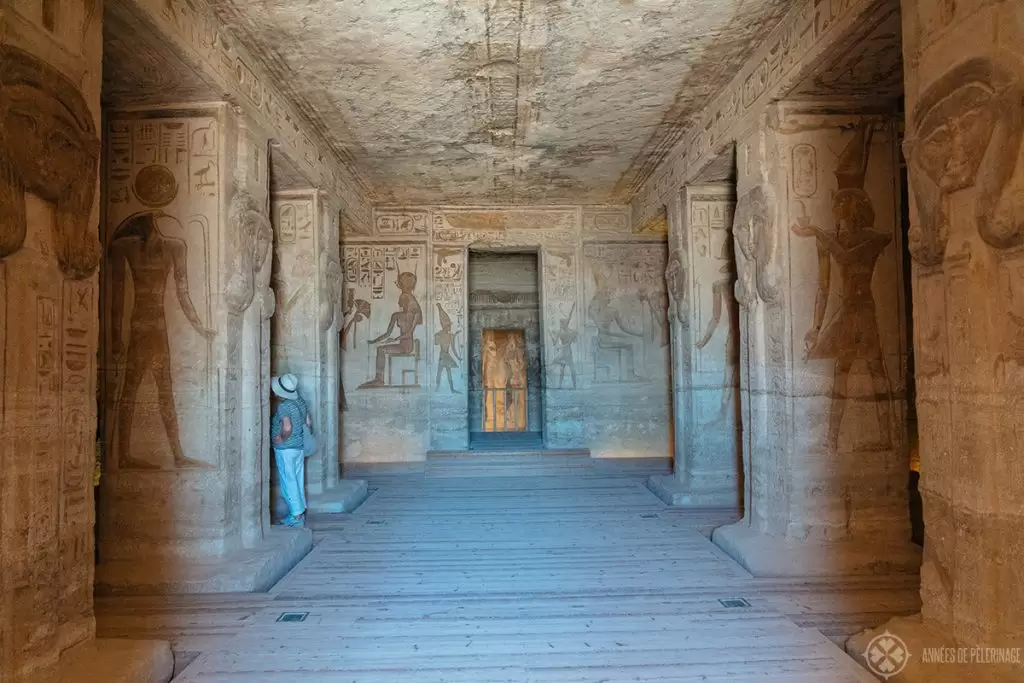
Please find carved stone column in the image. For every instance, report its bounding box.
[0,1,170,679]
[271,190,363,514]
[97,104,311,594]
[712,105,920,576]
[849,2,1024,680]
[649,185,741,507]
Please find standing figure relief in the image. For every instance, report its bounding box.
[791,121,893,451]
[109,166,215,469]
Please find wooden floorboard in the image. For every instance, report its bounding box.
[97,464,917,681]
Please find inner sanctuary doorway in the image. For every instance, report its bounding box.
[468,251,544,448]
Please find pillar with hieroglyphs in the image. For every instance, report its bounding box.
[649,185,741,507]
[97,103,311,593]
[270,189,344,513]
[713,105,920,576]
[849,2,1024,679]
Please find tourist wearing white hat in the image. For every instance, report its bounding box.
[271,373,312,527]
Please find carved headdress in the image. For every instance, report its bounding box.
[835,121,874,190]
[0,46,100,279]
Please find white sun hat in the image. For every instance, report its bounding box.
[271,373,299,400]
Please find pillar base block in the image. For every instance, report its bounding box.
[646,473,739,507]
[712,521,921,577]
[847,615,1021,683]
[31,638,174,683]
[95,527,312,595]
[307,479,370,513]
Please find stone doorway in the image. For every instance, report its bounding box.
[467,251,544,449]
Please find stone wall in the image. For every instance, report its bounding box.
[0,0,103,678]
[341,206,671,461]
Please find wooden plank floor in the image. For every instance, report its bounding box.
[98,461,916,681]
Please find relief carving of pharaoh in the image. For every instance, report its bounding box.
[0,46,100,279]
[225,189,273,313]
[906,56,1024,266]
[732,184,780,307]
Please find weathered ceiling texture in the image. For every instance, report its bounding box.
[209,0,792,205]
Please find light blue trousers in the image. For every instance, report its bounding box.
[274,448,306,518]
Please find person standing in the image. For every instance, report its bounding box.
[271,373,311,527]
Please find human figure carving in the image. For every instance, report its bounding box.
[434,303,462,393]
[339,289,371,410]
[588,270,646,381]
[359,271,423,388]
[110,200,216,469]
[550,304,578,389]
[695,238,739,422]
[791,122,893,451]
[482,337,509,430]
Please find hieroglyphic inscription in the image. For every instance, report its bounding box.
[59,279,93,618]
[375,210,428,235]
[342,243,425,389]
[105,114,217,470]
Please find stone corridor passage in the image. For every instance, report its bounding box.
[98,458,908,682]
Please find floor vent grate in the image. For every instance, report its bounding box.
[718,598,751,609]
[276,612,309,623]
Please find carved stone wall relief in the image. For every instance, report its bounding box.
[0,46,100,279]
[105,115,219,471]
[906,56,1024,266]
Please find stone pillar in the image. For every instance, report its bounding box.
[649,186,740,506]
[98,104,311,594]
[849,2,1024,680]
[712,105,920,576]
[0,1,170,679]
[272,190,363,513]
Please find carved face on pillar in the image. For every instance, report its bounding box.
[0,46,100,279]
[665,251,688,324]
[320,251,343,331]
[907,57,1024,265]
[225,191,273,313]
[732,184,779,306]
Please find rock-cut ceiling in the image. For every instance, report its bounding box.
[209,0,792,205]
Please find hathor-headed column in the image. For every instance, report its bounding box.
[649,184,741,507]
[712,105,920,577]
[850,2,1024,680]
